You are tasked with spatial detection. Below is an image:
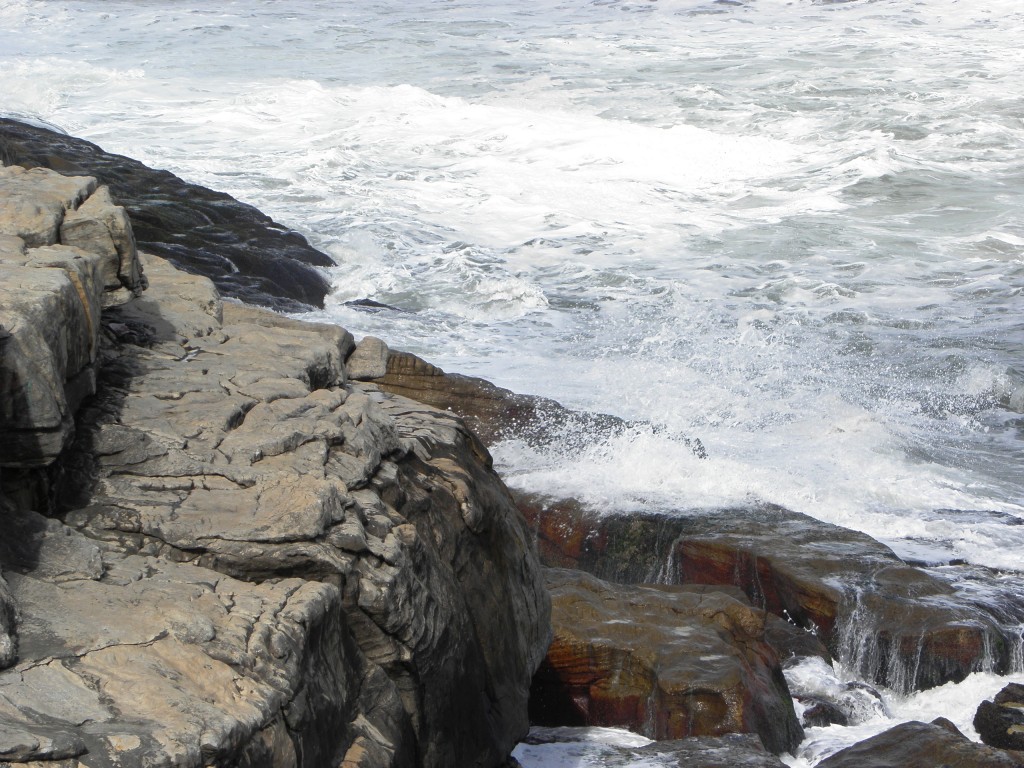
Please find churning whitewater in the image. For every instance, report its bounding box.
[2,0,1022,763]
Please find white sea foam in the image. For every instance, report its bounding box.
[512,726,669,768]
[783,666,1024,767]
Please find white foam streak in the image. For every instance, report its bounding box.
[783,666,1024,768]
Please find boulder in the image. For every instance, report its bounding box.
[975,683,1024,751]
[798,698,850,728]
[531,568,803,754]
[346,336,390,381]
[60,185,146,304]
[516,494,1014,693]
[815,719,1024,768]
[0,118,332,312]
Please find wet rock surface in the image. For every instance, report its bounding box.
[0,118,332,312]
[632,734,790,767]
[0,165,551,767]
[531,568,803,754]
[976,683,1024,751]
[515,494,1015,693]
[815,719,1024,768]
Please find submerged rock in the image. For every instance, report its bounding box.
[816,719,1024,768]
[0,118,332,312]
[516,494,1015,693]
[515,729,788,768]
[975,683,1024,751]
[633,734,790,767]
[531,568,803,754]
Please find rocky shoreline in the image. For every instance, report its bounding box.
[0,149,547,766]
[2,120,1023,767]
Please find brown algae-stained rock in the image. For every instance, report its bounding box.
[531,568,803,754]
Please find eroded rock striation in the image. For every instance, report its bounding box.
[0,165,550,767]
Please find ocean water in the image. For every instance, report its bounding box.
[2,0,1022,763]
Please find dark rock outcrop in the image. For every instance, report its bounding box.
[0,165,551,767]
[531,568,803,754]
[816,719,1024,768]
[0,118,332,312]
[0,566,14,669]
[516,494,1013,693]
[976,683,1024,751]
[798,698,850,728]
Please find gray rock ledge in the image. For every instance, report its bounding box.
[0,165,550,768]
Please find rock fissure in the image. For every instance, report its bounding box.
[12,629,171,674]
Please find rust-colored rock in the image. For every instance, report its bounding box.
[531,568,803,754]
[373,350,596,447]
[516,494,1016,693]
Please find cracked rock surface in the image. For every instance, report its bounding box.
[0,166,550,767]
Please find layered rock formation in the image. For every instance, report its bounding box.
[0,164,147,467]
[0,163,550,767]
[515,495,1016,694]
